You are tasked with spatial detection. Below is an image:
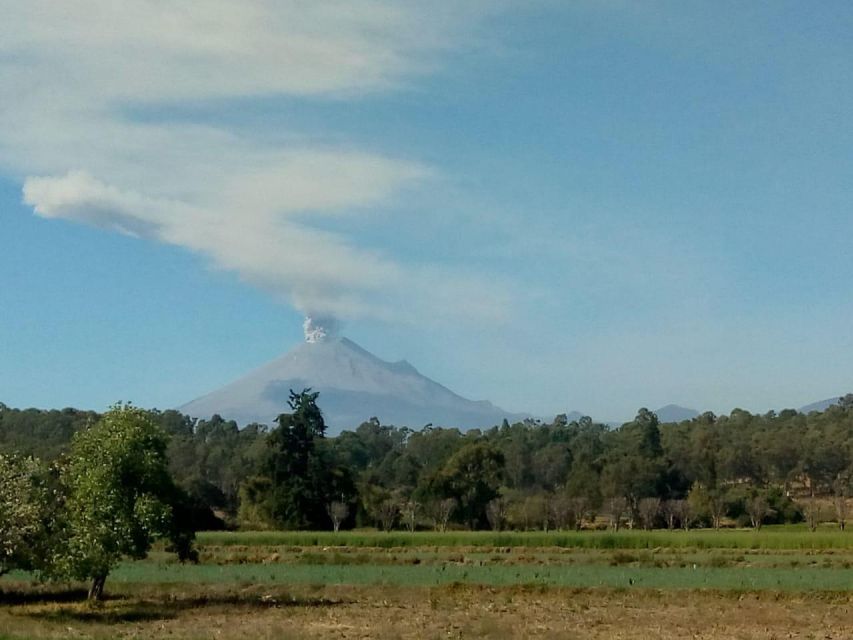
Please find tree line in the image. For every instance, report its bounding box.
[1,393,852,543]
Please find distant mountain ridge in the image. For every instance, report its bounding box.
[180,337,528,433]
[799,396,844,414]
[654,404,700,423]
[649,398,850,421]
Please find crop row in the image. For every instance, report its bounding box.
[196,527,853,550]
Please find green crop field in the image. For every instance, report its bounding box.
[197,526,853,550]
[90,560,853,591]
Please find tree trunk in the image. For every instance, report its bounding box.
[88,574,107,601]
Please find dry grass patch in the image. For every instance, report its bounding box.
[2,584,852,639]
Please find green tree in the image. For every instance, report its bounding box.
[531,443,571,491]
[600,409,667,519]
[55,404,193,600]
[0,454,50,576]
[428,442,505,529]
[240,390,353,529]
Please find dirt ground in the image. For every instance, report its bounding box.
[2,584,851,639]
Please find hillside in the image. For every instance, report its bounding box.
[180,337,528,432]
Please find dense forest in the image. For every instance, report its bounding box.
[1,393,852,532]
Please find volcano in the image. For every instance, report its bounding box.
[179,336,527,433]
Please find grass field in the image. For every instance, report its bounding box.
[197,526,853,550]
[2,528,852,639]
[89,560,853,591]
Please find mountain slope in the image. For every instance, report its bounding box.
[799,396,841,413]
[179,337,527,432]
[654,404,700,423]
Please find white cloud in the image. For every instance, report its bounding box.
[22,166,506,323]
[2,1,511,323]
[0,1,438,101]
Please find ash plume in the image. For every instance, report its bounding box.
[303,316,340,343]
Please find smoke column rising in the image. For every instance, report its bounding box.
[303,316,340,343]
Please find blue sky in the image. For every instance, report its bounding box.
[2,1,852,422]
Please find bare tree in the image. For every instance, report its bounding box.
[707,491,726,530]
[746,496,771,530]
[606,496,628,531]
[833,479,850,531]
[426,498,457,532]
[568,496,589,531]
[375,499,399,532]
[638,497,660,530]
[661,500,677,530]
[326,501,349,533]
[549,494,574,531]
[802,496,822,532]
[834,496,849,531]
[668,499,693,531]
[486,497,508,531]
[400,500,420,533]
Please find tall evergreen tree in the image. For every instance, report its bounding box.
[240,390,353,529]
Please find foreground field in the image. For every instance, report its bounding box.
[2,529,852,639]
[1,583,852,640]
